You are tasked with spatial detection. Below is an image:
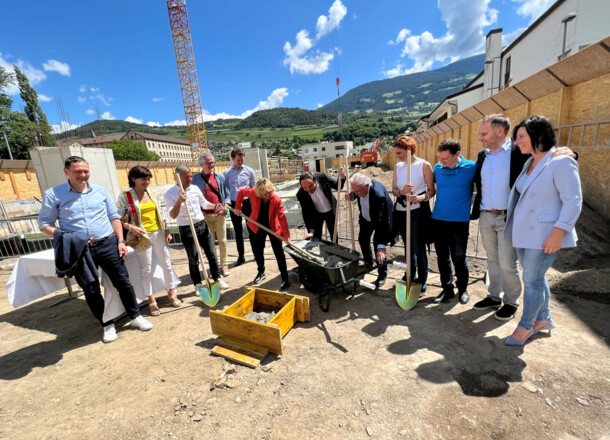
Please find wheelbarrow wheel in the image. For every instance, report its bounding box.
[299,268,320,293]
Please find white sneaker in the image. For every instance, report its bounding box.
[130,315,153,331]
[216,278,229,290]
[102,324,117,343]
[194,283,203,296]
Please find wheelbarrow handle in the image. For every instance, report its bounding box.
[227,206,321,263]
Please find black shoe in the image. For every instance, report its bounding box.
[473,297,502,310]
[253,272,266,284]
[234,257,246,267]
[375,275,387,288]
[458,290,470,304]
[494,304,518,321]
[279,281,290,290]
[434,289,455,303]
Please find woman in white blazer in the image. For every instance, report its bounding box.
[504,116,582,346]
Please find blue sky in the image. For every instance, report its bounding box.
[0,0,555,133]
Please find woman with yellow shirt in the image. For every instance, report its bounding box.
[117,166,181,316]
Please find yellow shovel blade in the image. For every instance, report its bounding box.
[198,280,220,307]
[395,280,421,310]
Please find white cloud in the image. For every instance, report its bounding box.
[384,0,497,77]
[125,116,143,124]
[101,111,115,120]
[317,103,323,108]
[315,0,347,39]
[0,52,47,95]
[85,109,95,115]
[42,59,71,77]
[90,94,112,106]
[164,120,186,127]
[79,84,87,93]
[51,122,80,134]
[146,121,161,127]
[512,0,555,22]
[283,1,346,75]
[152,97,164,102]
[77,96,86,102]
[38,94,52,102]
[90,87,99,92]
[503,26,526,46]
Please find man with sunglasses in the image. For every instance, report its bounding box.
[192,152,231,276]
[431,139,476,304]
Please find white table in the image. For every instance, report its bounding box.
[6,247,180,322]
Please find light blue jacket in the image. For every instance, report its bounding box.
[504,147,582,249]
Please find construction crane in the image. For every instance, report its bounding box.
[166,0,208,160]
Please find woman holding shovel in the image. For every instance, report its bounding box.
[234,178,291,290]
[391,136,435,296]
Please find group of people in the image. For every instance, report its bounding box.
[39,113,581,348]
[297,114,582,347]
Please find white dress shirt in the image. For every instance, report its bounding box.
[164,184,213,226]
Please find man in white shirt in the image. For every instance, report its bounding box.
[164,165,228,294]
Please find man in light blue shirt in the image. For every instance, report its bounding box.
[39,156,152,343]
[223,148,257,265]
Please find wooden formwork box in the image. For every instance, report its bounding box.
[209,286,310,368]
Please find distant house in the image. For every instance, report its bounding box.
[301,141,356,161]
[418,0,610,132]
[57,130,193,161]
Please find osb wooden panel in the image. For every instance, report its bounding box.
[579,149,610,218]
[445,118,460,130]
[438,121,452,133]
[530,91,561,122]
[453,113,470,126]
[474,99,503,116]
[466,123,481,161]
[505,103,530,130]
[550,39,610,87]
[569,73,610,124]
[514,70,564,101]
[462,107,483,123]
[493,87,529,109]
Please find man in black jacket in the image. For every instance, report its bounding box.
[296,171,345,241]
[347,173,393,288]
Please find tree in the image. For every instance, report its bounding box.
[107,139,160,161]
[12,65,55,147]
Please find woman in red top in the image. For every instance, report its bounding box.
[235,178,290,290]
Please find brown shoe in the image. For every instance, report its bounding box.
[222,265,231,277]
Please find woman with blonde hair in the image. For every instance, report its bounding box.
[235,178,291,290]
[391,136,435,294]
[117,166,181,316]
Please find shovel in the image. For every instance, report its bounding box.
[394,150,422,310]
[226,206,325,265]
[176,173,220,307]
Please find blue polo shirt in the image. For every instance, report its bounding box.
[432,157,476,222]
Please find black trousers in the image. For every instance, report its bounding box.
[179,219,221,284]
[432,219,469,293]
[74,234,140,326]
[229,199,253,259]
[358,219,388,277]
[250,228,289,282]
[311,210,337,242]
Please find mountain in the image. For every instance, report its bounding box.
[237,108,337,129]
[320,54,484,115]
[55,119,189,141]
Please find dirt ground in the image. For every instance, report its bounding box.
[1,167,609,440]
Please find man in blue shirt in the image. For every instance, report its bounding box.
[39,156,152,343]
[431,139,476,304]
[223,148,257,266]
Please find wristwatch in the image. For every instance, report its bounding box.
[118,240,127,244]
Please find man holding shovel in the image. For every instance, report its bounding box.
[165,165,229,296]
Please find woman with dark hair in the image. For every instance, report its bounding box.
[117,166,181,316]
[391,136,435,294]
[504,116,582,345]
[234,178,291,290]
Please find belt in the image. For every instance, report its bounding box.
[89,234,113,248]
[482,209,507,215]
[179,219,205,230]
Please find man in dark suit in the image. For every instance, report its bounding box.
[346,173,393,288]
[296,171,345,241]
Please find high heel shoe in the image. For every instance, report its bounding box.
[505,327,534,346]
[168,289,182,307]
[533,320,555,336]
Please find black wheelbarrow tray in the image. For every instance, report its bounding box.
[285,238,372,312]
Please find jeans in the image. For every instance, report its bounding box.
[479,211,521,306]
[179,219,221,284]
[250,228,289,282]
[134,229,180,297]
[432,219,469,293]
[394,208,428,291]
[205,212,228,266]
[74,234,140,326]
[229,199,252,259]
[358,219,388,277]
[515,247,557,330]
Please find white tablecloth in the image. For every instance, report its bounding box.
[6,247,180,322]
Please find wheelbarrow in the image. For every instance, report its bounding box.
[284,238,378,312]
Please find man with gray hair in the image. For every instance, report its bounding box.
[164,165,228,294]
[346,173,393,288]
[192,152,231,276]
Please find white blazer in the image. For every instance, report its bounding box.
[504,147,582,249]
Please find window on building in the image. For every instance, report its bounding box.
[322,147,326,151]
[336,145,345,150]
[313,148,318,152]
[504,56,511,87]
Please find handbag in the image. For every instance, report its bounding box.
[123,191,141,247]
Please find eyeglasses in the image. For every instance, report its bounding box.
[203,161,215,166]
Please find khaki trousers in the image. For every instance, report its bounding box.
[204,213,228,267]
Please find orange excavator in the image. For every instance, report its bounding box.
[360,139,382,168]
